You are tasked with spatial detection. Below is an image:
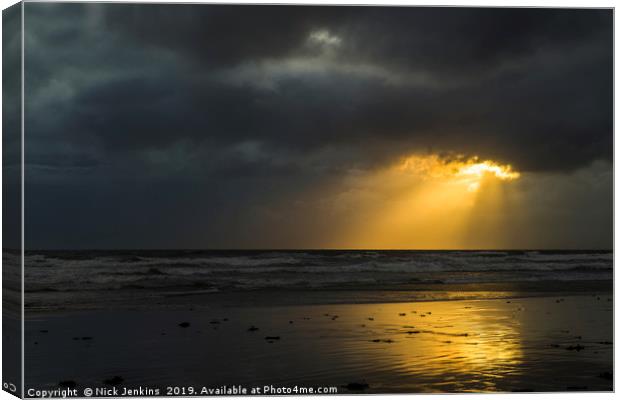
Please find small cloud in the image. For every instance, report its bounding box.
[307,29,342,48]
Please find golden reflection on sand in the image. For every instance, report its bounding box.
[341,299,524,392]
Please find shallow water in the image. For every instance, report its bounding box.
[25,295,613,394]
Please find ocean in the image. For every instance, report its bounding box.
[20,250,612,311]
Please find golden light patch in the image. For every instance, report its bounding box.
[329,153,522,249]
[398,154,520,192]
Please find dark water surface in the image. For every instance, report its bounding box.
[22,250,612,311]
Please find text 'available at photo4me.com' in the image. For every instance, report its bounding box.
[25,385,340,397]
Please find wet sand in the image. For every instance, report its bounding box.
[24,293,612,394]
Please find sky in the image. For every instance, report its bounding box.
[16,4,613,250]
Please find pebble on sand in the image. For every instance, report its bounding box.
[103,376,124,385]
[248,326,259,332]
[344,382,369,391]
[265,336,280,340]
[59,381,77,389]
[398,313,406,316]
[566,344,585,351]
[178,322,191,328]
[567,386,588,391]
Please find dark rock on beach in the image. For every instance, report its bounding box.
[265,336,280,340]
[247,326,259,332]
[566,344,585,351]
[344,382,369,391]
[178,322,190,328]
[103,376,124,385]
[147,267,165,275]
[59,381,77,389]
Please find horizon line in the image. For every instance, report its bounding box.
[8,248,614,252]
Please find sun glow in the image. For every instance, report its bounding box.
[330,153,522,249]
[458,159,520,180]
[398,155,520,192]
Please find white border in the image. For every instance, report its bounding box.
[0,2,616,400]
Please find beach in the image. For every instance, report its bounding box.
[25,291,612,394]
[21,250,613,395]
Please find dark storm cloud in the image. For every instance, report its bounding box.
[25,4,612,177]
[21,3,612,249]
